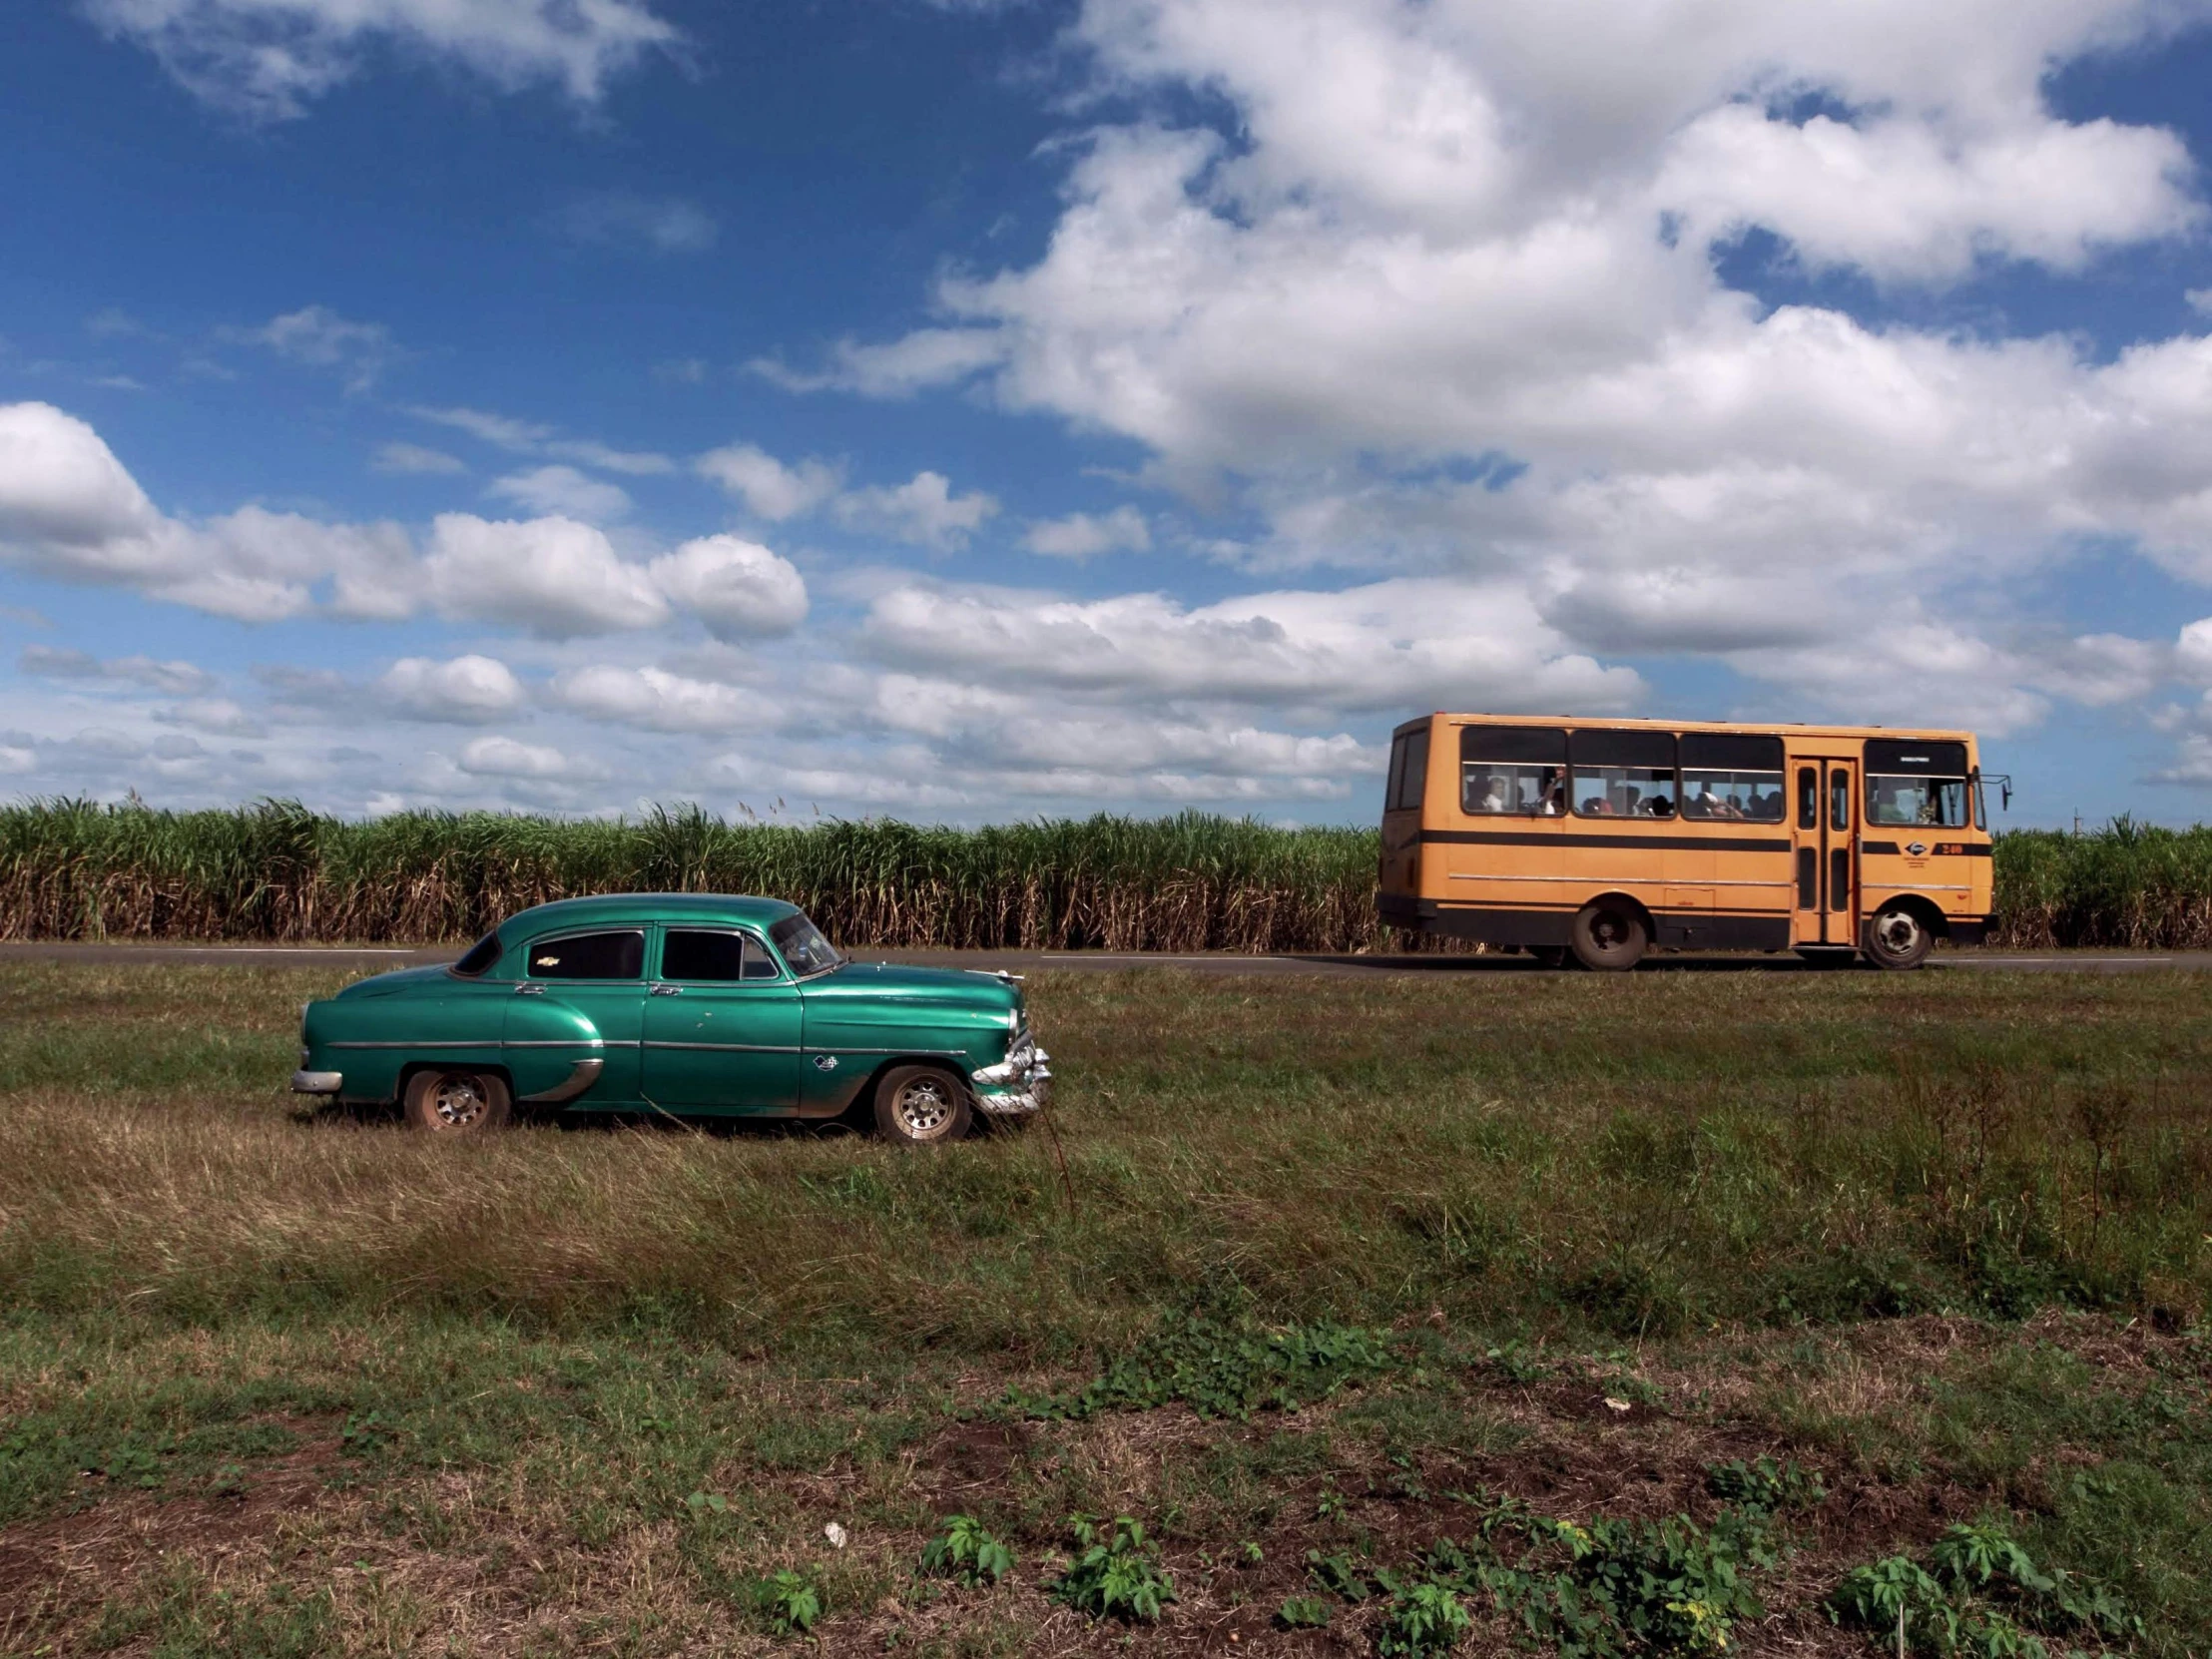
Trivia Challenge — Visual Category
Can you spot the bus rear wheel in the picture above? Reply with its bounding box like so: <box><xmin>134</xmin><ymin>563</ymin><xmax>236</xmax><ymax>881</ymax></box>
<box><xmin>1863</xmin><ymin>904</ymin><xmax>1934</xmax><ymax>971</ymax></box>
<box><xmin>1569</xmin><ymin>901</ymin><xmax>1647</xmax><ymax>972</ymax></box>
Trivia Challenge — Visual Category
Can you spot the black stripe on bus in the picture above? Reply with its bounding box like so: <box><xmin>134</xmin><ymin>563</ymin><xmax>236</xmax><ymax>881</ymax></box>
<box><xmin>1418</xmin><ymin>829</ymin><xmax>1792</xmax><ymax>854</ymax></box>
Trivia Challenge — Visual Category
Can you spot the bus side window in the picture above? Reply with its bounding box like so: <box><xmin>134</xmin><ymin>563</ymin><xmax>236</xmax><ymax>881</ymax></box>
<box><xmin>1394</xmin><ymin>730</ymin><xmax>1429</xmax><ymax>811</ymax></box>
<box><xmin>1830</xmin><ymin>768</ymin><xmax>1850</xmax><ymax>832</ymax></box>
<box><xmin>1384</xmin><ymin>736</ymin><xmax>1406</xmax><ymax>810</ymax></box>
<box><xmin>1796</xmin><ymin>767</ymin><xmax>1818</xmax><ymax>830</ymax></box>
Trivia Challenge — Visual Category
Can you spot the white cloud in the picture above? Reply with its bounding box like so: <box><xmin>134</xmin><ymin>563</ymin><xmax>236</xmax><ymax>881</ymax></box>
<box><xmin>646</xmin><ymin>534</ymin><xmax>810</xmax><ymax>637</ymax></box>
<box><xmin>859</xmin><ymin>575</ymin><xmax>1641</xmax><ymax>713</ymax></box>
<box><xmin>19</xmin><ymin>645</ymin><xmax>217</xmax><ymax>696</ymax></box>
<box><xmin>406</xmin><ymin>405</ymin><xmax>556</xmax><ymax>451</ymax></box>
<box><xmin>834</xmin><ymin>470</ymin><xmax>999</xmax><ymax>548</ymax></box>
<box><xmin>458</xmin><ymin>735</ymin><xmax>590</xmax><ymax>779</ymax></box>
<box><xmin>788</xmin><ymin>0</ymin><xmax>2212</xmax><ymax>742</ymax></box>
<box><xmin>160</xmin><ymin>698</ymin><xmax>268</xmax><ymax>738</ymax></box>
<box><xmin>553</xmin><ymin>193</ymin><xmax>719</xmax><ymax>254</ymax></box>
<box><xmin>376</xmin><ymin>655</ymin><xmax>528</xmax><ymax>724</ymax></box>
<box><xmin>544</xmin><ymin>438</ymin><xmax>675</xmax><ymax>476</ymax></box>
<box><xmin>0</xmin><ymin>402</ymin><xmax>414</xmax><ymax>622</ymax></box>
<box><xmin>752</xmin><ymin>327</ymin><xmax>1005</xmax><ymax>397</ymax></box>
<box><xmin>85</xmin><ymin>0</ymin><xmax>680</xmax><ymax>121</ymax></box>
<box><xmin>227</xmin><ymin>304</ymin><xmax>394</xmax><ymax>390</ymax></box>
<box><xmin>371</xmin><ymin>441</ymin><xmax>465</xmax><ymax>475</ymax></box>
<box><xmin>488</xmin><ymin>464</ymin><xmax>634</xmax><ymax>522</ymax></box>
<box><xmin>407</xmin><ymin>405</ymin><xmax>670</xmax><ymax>475</ymax></box>
<box><xmin>1025</xmin><ymin>505</ymin><xmax>1151</xmax><ymax>558</ymax></box>
<box><xmin>553</xmin><ymin>664</ymin><xmax>782</xmax><ymax>733</ymax></box>
<box><xmin>695</xmin><ymin>443</ymin><xmax>843</xmax><ymax>520</ymax></box>
<box><xmin>423</xmin><ymin>513</ymin><xmax>670</xmax><ymax>637</ymax></box>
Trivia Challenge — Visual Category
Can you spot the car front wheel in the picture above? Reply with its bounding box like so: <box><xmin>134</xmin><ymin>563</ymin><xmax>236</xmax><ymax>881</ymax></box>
<box><xmin>403</xmin><ymin>1067</ymin><xmax>512</xmax><ymax>1133</ymax></box>
<box><xmin>873</xmin><ymin>1064</ymin><xmax>972</xmax><ymax>1146</ymax></box>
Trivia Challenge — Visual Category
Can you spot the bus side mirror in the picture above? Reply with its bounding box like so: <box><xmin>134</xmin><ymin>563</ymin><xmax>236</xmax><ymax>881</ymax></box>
<box><xmin>2001</xmin><ymin>783</ymin><xmax>2011</xmax><ymax>811</ymax></box>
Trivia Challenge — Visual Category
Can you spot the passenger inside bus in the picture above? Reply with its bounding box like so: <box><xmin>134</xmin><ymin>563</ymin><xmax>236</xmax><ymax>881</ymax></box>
<box><xmin>1461</xmin><ymin>763</ymin><xmax>1567</xmax><ymax>816</ymax></box>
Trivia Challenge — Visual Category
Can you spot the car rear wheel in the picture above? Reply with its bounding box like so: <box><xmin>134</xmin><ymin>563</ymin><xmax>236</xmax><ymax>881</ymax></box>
<box><xmin>1863</xmin><ymin>903</ymin><xmax>1934</xmax><ymax>971</ymax></box>
<box><xmin>873</xmin><ymin>1064</ymin><xmax>971</xmax><ymax>1146</ymax></box>
<box><xmin>403</xmin><ymin>1067</ymin><xmax>512</xmax><ymax>1133</ymax></box>
<box><xmin>1569</xmin><ymin>901</ymin><xmax>1648</xmax><ymax>971</ymax></box>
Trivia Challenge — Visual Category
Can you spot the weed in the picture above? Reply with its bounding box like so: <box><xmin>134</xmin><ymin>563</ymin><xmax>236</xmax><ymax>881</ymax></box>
<box><xmin>920</xmin><ymin>1514</ymin><xmax>1015</xmax><ymax>1587</ymax></box>
<box><xmin>751</xmin><ymin>1567</ymin><xmax>824</xmax><ymax>1637</ymax></box>
<box><xmin>1378</xmin><ymin>1580</ymin><xmax>1474</xmax><ymax>1658</ymax></box>
<box><xmin>1307</xmin><ymin>1548</ymin><xmax>1371</xmax><ymax>1602</ymax></box>
<box><xmin>1277</xmin><ymin>1593</ymin><xmax>1333</xmax><ymax>1629</ymax></box>
<box><xmin>1830</xmin><ymin>1522</ymin><xmax>2142</xmax><ymax>1657</ymax></box>
<box><xmin>1018</xmin><ymin>1314</ymin><xmax>1395</xmax><ymax>1421</ymax></box>
<box><xmin>1047</xmin><ymin>1515</ymin><xmax>1176</xmax><ymax>1623</ymax></box>
<box><xmin>1704</xmin><ymin>1455</ymin><xmax>1826</xmax><ymax>1513</ymax></box>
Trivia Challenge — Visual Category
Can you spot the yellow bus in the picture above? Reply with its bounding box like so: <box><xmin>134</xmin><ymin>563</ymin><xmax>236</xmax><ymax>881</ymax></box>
<box><xmin>1376</xmin><ymin>714</ymin><xmax>1999</xmax><ymax>970</ymax></box>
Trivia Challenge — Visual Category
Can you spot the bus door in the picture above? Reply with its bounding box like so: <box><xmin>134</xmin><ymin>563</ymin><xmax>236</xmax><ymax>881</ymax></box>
<box><xmin>1791</xmin><ymin>756</ymin><xmax>1860</xmax><ymax>946</ymax></box>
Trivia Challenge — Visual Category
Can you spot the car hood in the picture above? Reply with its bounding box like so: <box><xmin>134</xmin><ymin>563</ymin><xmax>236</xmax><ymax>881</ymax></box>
<box><xmin>799</xmin><ymin>961</ymin><xmax>1019</xmax><ymax>1012</ymax></box>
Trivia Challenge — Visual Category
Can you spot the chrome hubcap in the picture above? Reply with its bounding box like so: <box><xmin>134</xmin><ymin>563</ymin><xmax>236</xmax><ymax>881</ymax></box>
<box><xmin>431</xmin><ymin>1074</ymin><xmax>486</xmax><ymax>1128</ymax></box>
<box><xmin>894</xmin><ymin>1077</ymin><xmax>952</xmax><ymax>1137</ymax></box>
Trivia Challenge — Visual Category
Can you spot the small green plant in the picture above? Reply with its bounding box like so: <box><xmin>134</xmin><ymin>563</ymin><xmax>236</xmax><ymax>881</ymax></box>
<box><xmin>338</xmin><ymin>1410</ymin><xmax>392</xmax><ymax>1457</ymax></box>
<box><xmin>1379</xmin><ymin>1580</ymin><xmax>1473</xmax><ymax>1657</ymax></box>
<box><xmin>1829</xmin><ymin>1523</ymin><xmax>2141</xmax><ymax>1658</ymax></box>
<box><xmin>684</xmin><ymin>1490</ymin><xmax>730</xmax><ymax>1518</ymax></box>
<box><xmin>753</xmin><ymin>1568</ymin><xmax>823</xmax><ymax>1637</ymax></box>
<box><xmin>1278</xmin><ymin>1593</ymin><xmax>1333</xmax><ymax>1629</ymax></box>
<box><xmin>1047</xmin><ymin>1515</ymin><xmax>1176</xmax><ymax>1623</ymax></box>
<box><xmin>1704</xmin><ymin>1456</ymin><xmax>1826</xmax><ymax>1514</ymax></box>
<box><xmin>1014</xmin><ymin>1314</ymin><xmax>1395</xmax><ymax>1421</ymax></box>
<box><xmin>1307</xmin><ymin>1548</ymin><xmax>1371</xmax><ymax>1602</ymax></box>
<box><xmin>920</xmin><ymin>1514</ymin><xmax>1014</xmax><ymax>1587</ymax></box>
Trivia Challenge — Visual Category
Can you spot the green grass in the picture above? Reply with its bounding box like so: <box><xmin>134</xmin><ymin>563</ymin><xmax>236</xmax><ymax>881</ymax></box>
<box><xmin>0</xmin><ymin>962</ymin><xmax>2207</xmax><ymax>1654</ymax></box>
<box><xmin>7</xmin><ymin>798</ymin><xmax>2212</xmax><ymax>948</ymax></box>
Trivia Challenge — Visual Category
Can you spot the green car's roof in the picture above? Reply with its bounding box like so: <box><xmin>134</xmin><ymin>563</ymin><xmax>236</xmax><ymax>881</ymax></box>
<box><xmin>501</xmin><ymin>892</ymin><xmax>805</xmax><ymax>937</ymax></box>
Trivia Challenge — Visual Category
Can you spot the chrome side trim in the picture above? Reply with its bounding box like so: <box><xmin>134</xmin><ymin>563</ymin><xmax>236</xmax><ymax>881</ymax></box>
<box><xmin>521</xmin><ymin>1057</ymin><xmax>605</xmax><ymax>1104</ymax></box>
<box><xmin>1871</xmin><ymin>882</ymin><xmax>1971</xmax><ymax>893</ymax></box>
<box><xmin>642</xmin><ymin>1040</ymin><xmax>804</xmax><ymax>1053</ymax></box>
<box><xmin>329</xmin><ymin>1040</ymin><xmax>501</xmax><ymax>1050</ymax></box>
<box><xmin>290</xmin><ymin>1069</ymin><xmax>343</xmax><ymax>1094</ymax></box>
<box><xmin>329</xmin><ymin>1038</ymin><xmax>611</xmax><ymax>1050</ymax></box>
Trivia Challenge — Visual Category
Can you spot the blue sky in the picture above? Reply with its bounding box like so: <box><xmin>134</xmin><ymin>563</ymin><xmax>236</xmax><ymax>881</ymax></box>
<box><xmin>7</xmin><ymin>0</ymin><xmax>2212</xmax><ymax>828</ymax></box>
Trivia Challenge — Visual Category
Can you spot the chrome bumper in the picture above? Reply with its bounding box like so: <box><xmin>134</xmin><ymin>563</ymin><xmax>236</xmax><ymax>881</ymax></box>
<box><xmin>291</xmin><ymin>1069</ymin><xmax>343</xmax><ymax>1095</ymax></box>
<box><xmin>970</xmin><ymin>1037</ymin><xmax>1051</xmax><ymax>1116</ymax></box>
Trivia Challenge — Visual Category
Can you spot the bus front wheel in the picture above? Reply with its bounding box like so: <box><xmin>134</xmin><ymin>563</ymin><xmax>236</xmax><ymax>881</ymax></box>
<box><xmin>1569</xmin><ymin>901</ymin><xmax>1647</xmax><ymax>972</ymax></box>
<box><xmin>1863</xmin><ymin>904</ymin><xmax>1934</xmax><ymax>971</ymax></box>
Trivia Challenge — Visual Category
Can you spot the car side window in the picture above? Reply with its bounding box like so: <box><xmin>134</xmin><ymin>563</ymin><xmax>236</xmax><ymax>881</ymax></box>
<box><xmin>527</xmin><ymin>929</ymin><xmax>645</xmax><ymax>980</ymax></box>
<box><xmin>662</xmin><ymin>928</ymin><xmax>780</xmax><ymax>982</ymax></box>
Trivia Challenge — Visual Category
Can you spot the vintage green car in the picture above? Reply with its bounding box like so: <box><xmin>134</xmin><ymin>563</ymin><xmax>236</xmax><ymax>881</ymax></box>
<box><xmin>291</xmin><ymin>893</ymin><xmax>1048</xmax><ymax>1144</ymax></box>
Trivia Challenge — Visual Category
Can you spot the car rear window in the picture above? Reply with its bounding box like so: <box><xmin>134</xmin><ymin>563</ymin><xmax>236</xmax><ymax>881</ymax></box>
<box><xmin>526</xmin><ymin>930</ymin><xmax>645</xmax><ymax>980</ymax></box>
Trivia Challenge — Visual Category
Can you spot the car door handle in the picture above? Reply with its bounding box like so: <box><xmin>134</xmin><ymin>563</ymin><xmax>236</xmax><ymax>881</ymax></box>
<box><xmin>515</xmin><ymin>983</ymin><xmax>545</xmax><ymax>996</ymax></box>
<box><xmin>650</xmin><ymin>983</ymin><xmax>683</xmax><ymax>996</ymax></box>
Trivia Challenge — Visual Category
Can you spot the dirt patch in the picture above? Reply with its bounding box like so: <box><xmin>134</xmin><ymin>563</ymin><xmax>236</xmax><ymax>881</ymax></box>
<box><xmin>0</xmin><ymin>1416</ymin><xmax>341</xmax><ymax>1631</ymax></box>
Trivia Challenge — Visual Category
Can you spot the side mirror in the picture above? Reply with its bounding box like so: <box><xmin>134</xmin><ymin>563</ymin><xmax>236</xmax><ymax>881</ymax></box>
<box><xmin>2001</xmin><ymin>782</ymin><xmax>2012</xmax><ymax>812</ymax></box>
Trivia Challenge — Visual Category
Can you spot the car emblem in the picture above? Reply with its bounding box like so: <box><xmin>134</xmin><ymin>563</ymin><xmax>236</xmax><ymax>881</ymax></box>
<box><xmin>813</xmin><ymin>1054</ymin><xmax>838</xmax><ymax>1072</ymax></box>
<box><xmin>1906</xmin><ymin>840</ymin><xmax>1928</xmax><ymax>856</ymax></box>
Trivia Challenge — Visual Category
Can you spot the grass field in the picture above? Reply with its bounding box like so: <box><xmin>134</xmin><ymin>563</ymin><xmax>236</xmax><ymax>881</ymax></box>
<box><xmin>1</xmin><ymin>961</ymin><xmax>2208</xmax><ymax>1656</ymax></box>
<box><xmin>9</xmin><ymin>800</ymin><xmax>2212</xmax><ymax>949</ymax></box>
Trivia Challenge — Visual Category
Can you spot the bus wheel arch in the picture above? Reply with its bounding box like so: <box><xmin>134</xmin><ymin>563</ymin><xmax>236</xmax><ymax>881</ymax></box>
<box><xmin>1863</xmin><ymin>897</ymin><xmax>1943</xmax><ymax>970</ymax></box>
<box><xmin>1570</xmin><ymin>894</ymin><xmax>1652</xmax><ymax>971</ymax></box>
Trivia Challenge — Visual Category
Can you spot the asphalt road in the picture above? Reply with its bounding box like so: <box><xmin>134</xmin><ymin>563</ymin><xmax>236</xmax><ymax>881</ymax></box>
<box><xmin>1</xmin><ymin>942</ymin><xmax>2205</xmax><ymax>976</ymax></box>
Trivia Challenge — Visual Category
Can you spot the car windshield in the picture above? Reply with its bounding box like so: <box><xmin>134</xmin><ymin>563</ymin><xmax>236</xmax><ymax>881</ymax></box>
<box><xmin>770</xmin><ymin>912</ymin><xmax>844</xmax><ymax>976</ymax></box>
